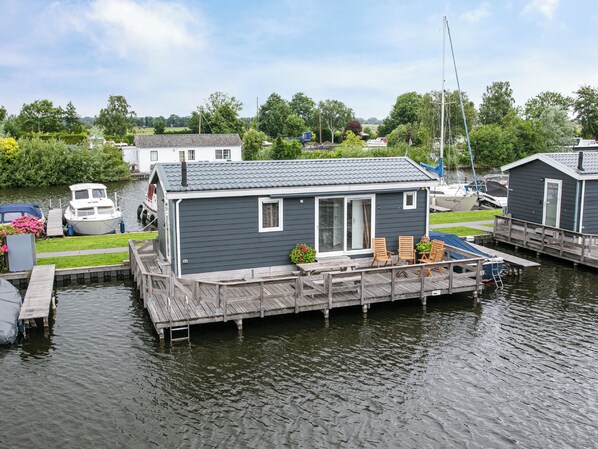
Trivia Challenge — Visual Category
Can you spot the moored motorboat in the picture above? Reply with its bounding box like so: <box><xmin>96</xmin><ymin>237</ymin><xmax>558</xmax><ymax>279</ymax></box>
<box><xmin>136</xmin><ymin>183</ymin><xmax>158</xmax><ymax>226</ymax></box>
<box><xmin>63</xmin><ymin>183</ymin><xmax>123</xmax><ymax>235</ymax></box>
<box><xmin>0</xmin><ymin>277</ymin><xmax>22</xmax><ymax>344</ymax></box>
<box><xmin>0</xmin><ymin>203</ymin><xmax>45</xmax><ymax>225</ymax></box>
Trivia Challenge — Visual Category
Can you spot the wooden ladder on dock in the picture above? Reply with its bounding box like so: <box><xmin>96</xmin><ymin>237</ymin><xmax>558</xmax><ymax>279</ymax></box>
<box><xmin>168</xmin><ymin>295</ymin><xmax>190</xmax><ymax>344</ymax></box>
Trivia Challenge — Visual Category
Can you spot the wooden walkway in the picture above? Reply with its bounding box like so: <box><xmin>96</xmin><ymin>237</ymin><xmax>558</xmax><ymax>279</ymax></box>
<box><xmin>493</xmin><ymin>215</ymin><xmax>598</xmax><ymax>268</ymax></box>
<box><xmin>468</xmin><ymin>242</ymin><xmax>540</xmax><ymax>270</ymax></box>
<box><xmin>46</xmin><ymin>208</ymin><xmax>64</xmax><ymax>237</ymax></box>
<box><xmin>129</xmin><ymin>240</ymin><xmax>486</xmax><ymax>341</ymax></box>
<box><xmin>18</xmin><ymin>264</ymin><xmax>56</xmax><ymax>329</ymax></box>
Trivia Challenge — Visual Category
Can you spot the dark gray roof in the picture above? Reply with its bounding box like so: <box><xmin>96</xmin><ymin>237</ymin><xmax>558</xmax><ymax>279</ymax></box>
<box><xmin>545</xmin><ymin>152</ymin><xmax>598</xmax><ymax>175</ymax></box>
<box><xmin>134</xmin><ymin>133</ymin><xmax>242</xmax><ymax>148</ymax></box>
<box><xmin>153</xmin><ymin>157</ymin><xmax>436</xmax><ymax>192</ymax></box>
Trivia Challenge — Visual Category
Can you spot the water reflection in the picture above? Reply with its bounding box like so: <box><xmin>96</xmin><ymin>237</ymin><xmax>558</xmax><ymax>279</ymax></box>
<box><xmin>0</xmin><ymin>262</ymin><xmax>597</xmax><ymax>448</ymax></box>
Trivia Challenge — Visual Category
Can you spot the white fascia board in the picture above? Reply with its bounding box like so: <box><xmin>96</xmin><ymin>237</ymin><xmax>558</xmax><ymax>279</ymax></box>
<box><xmin>502</xmin><ymin>154</ymin><xmax>592</xmax><ymax>180</ymax></box>
<box><xmin>164</xmin><ymin>181</ymin><xmax>437</xmax><ymax>200</ymax></box>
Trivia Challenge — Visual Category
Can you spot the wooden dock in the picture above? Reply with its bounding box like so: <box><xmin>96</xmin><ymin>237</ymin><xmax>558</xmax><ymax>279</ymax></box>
<box><xmin>129</xmin><ymin>240</ymin><xmax>486</xmax><ymax>341</ymax></box>
<box><xmin>493</xmin><ymin>215</ymin><xmax>598</xmax><ymax>268</ymax></box>
<box><xmin>18</xmin><ymin>264</ymin><xmax>56</xmax><ymax>329</ymax></box>
<box><xmin>467</xmin><ymin>241</ymin><xmax>540</xmax><ymax>272</ymax></box>
<box><xmin>46</xmin><ymin>208</ymin><xmax>64</xmax><ymax>237</ymax></box>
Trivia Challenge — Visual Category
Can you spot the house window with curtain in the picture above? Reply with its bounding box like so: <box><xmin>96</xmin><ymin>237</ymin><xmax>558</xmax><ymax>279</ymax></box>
<box><xmin>150</xmin><ymin>150</ymin><xmax>158</xmax><ymax>161</ymax></box>
<box><xmin>403</xmin><ymin>191</ymin><xmax>417</xmax><ymax>209</ymax></box>
<box><xmin>215</xmin><ymin>149</ymin><xmax>231</xmax><ymax>160</ymax></box>
<box><xmin>259</xmin><ymin>198</ymin><xmax>283</xmax><ymax>232</ymax></box>
<box><xmin>188</xmin><ymin>149</ymin><xmax>195</xmax><ymax>160</ymax></box>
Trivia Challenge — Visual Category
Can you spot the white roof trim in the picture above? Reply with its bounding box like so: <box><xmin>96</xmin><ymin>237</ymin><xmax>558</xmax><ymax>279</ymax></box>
<box><xmin>164</xmin><ymin>181</ymin><xmax>437</xmax><ymax>200</ymax></box>
<box><xmin>501</xmin><ymin>154</ymin><xmax>598</xmax><ymax>181</ymax></box>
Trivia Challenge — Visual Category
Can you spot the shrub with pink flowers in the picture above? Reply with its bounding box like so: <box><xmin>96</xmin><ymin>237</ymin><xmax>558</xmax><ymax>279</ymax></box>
<box><xmin>0</xmin><ymin>217</ymin><xmax>44</xmax><ymax>271</ymax></box>
<box><xmin>289</xmin><ymin>243</ymin><xmax>316</xmax><ymax>264</ymax></box>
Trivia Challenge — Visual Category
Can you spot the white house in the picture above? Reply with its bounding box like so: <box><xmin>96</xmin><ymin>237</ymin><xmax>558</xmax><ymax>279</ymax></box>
<box><xmin>130</xmin><ymin>134</ymin><xmax>243</xmax><ymax>173</ymax></box>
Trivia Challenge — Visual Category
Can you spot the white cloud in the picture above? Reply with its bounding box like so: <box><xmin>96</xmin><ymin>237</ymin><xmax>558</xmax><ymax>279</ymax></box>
<box><xmin>523</xmin><ymin>0</ymin><xmax>560</xmax><ymax>19</ymax></box>
<box><xmin>461</xmin><ymin>4</ymin><xmax>491</xmax><ymax>22</ymax></box>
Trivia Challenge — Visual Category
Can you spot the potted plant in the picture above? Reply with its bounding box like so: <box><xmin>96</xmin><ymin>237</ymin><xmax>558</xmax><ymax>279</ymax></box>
<box><xmin>289</xmin><ymin>243</ymin><xmax>316</xmax><ymax>264</ymax></box>
<box><xmin>415</xmin><ymin>235</ymin><xmax>432</xmax><ymax>261</ymax></box>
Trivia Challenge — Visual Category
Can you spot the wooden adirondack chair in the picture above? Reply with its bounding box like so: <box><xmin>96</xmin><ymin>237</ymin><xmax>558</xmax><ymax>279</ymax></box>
<box><xmin>396</xmin><ymin>236</ymin><xmax>416</xmax><ymax>277</ymax></box>
<box><xmin>419</xmin><ymin>240</ymin><xmax>445</xmax><ymax>276</ymax></box>
<box><xmin>371</xmin><ymin>237</ymin><xmax>394</xmax><ymax>267</ymax></box>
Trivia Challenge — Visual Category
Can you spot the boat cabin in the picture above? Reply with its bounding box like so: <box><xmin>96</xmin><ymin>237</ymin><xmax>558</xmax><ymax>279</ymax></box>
<box><xmin>502</xmin><ymin>151</ymin><xmax>598</xmax><ymax>233</ymax></box>
<box><xmin>149</xmin><ymin>157</ymin><xmax>437</xmax><ymax>277</ymax></box>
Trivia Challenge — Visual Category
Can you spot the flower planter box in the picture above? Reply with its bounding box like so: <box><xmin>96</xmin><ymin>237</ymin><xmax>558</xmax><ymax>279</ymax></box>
<box><xmin>6</xmin><ymin>233</ymin><xmax>36</xmax><ymax>272</ymax></box>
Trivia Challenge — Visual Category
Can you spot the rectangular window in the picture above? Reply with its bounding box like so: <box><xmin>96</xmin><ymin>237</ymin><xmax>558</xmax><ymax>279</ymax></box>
<box><xmin>150</xmin><ymin>150</ymin><xmax>158</xmax><ymax>162</ymax></box>
<box><xmin>317</xmin><ymin>195</ymin><xmax>375</xmax><ymax>254</ymax></box>
<box><xmin>215</xmin><ymin>149</ymin><xmax>231</xmax><ymax>160</ymax></box>
<box><xmin>188</xmin><ymin>149</ymin><xmax>195</xmax><ymax>160</ymax></box>
<box><xmin>179</xmin><ymin>151</ymin><xmax>185</xmax><ymax>162</ymax></box>
<box><xmin>403</xmin><ymin>191</ymin><xmax>417</xmax><ymax>209</ymax></box>
<box><xmin>259</xmin><ymin>198</ymin><xmax>283</xmax><ymax>232</ymax></box>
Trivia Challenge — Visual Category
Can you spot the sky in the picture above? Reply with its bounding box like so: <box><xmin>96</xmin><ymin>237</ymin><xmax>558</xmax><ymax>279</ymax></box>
<box><xmin>1</xmin><ymin>0</ymin><xmax>597</xmax><ymax>120</ymax></box>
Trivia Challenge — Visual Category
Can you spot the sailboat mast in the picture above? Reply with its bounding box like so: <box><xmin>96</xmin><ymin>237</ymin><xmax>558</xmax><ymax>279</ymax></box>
<box><xmin>439</xmin><ymin>16</ymin><xmax>447</xmax><ymax>182</ymax></box>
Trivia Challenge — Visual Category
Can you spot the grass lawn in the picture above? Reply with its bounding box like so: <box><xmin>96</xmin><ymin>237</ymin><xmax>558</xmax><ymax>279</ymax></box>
<box><xmin>37</xmin><ymin>252</ymin><xmax>129</xmax><ymax>269</ymax></box>
<box><xmin>429</xmin><ymin>209</ymin><xmax>502</xmax><ymax>225</ymax></box>
<box><xmin>433</xmin><ymin>226</ymin><xmax>490</xmax><ymax>237</ymax></box>
<box><xmin>36</xmin><ymin>231</ymin><xmax>157</xmax><ymax>253</ymax></box>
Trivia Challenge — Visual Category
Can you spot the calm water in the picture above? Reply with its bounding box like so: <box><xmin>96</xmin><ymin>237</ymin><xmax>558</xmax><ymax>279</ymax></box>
<box><xmin>1</xmin><ymin>180</ymin><xmax>148</xmax><ymax>232</ymax></box>
<box><xmin>1</xmin><ymin>249</ymin><xmax>597</xmax><ymax>448</ymax></box>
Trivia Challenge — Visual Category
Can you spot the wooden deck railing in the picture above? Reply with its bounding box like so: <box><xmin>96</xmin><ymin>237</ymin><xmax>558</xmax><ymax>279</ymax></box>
<box><xmin>493</xmin><ymin>215</ymin><xmax>598</xmax><ymax>266</ymax></box>
<box><xmin>129</xmin><ymin>240</ymin><xmax>485</xmax><ymax>326</ymax></box>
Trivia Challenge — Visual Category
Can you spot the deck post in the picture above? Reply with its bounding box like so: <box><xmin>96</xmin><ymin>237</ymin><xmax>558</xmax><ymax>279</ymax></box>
<box><xmin>360</xmin><ymin>271</ymin><xmax>365</xmax><ymax>305</ymax></box>
<box><xmin>476</xmin><ymin>260</ymin><xmax>483</xmax><ymax>297</ymax></box>
<box><xmin>260</xmin><ymin>281</ymin><xmax>265</xmax><ymax>318</ymax></box>
<box><xmin>448</xmin><ymin>262</ymin><xmax>454</xmax><ymax>294</ymax></box>
<box><xmin>222</xmin><ymin>286</ymin><xmax>228</xmax><ymax>322</ymax></box>
<box><xmin>326</xmin><ymin>274</ymin><xmax>333</xmax><ymax>309</ymax></box>
<box><xmin>541</xmin><ymin>226</ymin><xmax>546</xmax><ymax>251</ymax></box>
<box><xmin>523</xmin><ymin>222</ymin><xmax>528</xmax><ymax>247</ymax></box>
<box><xmin>294</xmin><ymin>277</ymin><xmax>300</xmax><ymax>313</ymax></box>
<box><xmin>420</xmin><ymin>295</ymin><xmax>427</xmax><ymax>306</ymax></box>
<box><xmin>390</xmin><ymin>268</ymin><xmax>396</xmax><ymax>301</ymax></box>
<box><xmin>323</xmin><ymin>309</ymin><xmax>329</xmax><ymax>319</ymax></box>
<box><xmin>235</xmin><ymin>319</ymin><xmax>243</xmax><ymax>331</ymax></box>
<box><xmin>193</xmin><ymin>281</ymin><xmax>199</xmax><ymax>302</ymax></box>
<box><xmin>580</xmin><ymin>235</ymin><xmax>586</xmax><ymax>262</ymax></box>
<box><xmin>362</xmin><ymin>304</ymin><xmax>368</xmax><ymax>315</ymax></box>
<box><xmin>508</xmin><ymin>217</ymin><xmax>513</xmax><ymax>242</ymax></box>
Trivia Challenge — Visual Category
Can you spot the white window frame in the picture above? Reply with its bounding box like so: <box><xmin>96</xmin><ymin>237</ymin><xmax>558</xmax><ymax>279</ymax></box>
<box><xmin>314</xmin><ymin>194</ymin><xmax>376</xmax><ymax>257</ymax></box>
<box><xmin>188</xmin><ymin>149</ymin><xmax>195</xmax><ymax>161</ymax></box>
<box><xmin>258</xmin><ymin>197</ymin><xmax>283</xmax><ymax>232</ymax></box>
<box><xmin>215</xmin><ymin>149</ymin><xmax>231</xmax><ymax>160</ymax></box>
<box><xmin>403</xmin><ymin>191</ymin><xmax>417</xmax><ymax>210</ymax></box>
<box><xmin>150</xmin><ymin>150</ymin><xmax>158</xmax><ymax>161</ymax></box>
<box><xmin>543</xmin><ymin>178</ymin><xmax>562</xmax><ymax>228</ymax></box>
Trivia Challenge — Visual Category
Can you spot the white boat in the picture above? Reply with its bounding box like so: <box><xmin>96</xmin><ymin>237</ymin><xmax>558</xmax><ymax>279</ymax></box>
<box><xmin>422</xmin><ymin>16</ymin><xmax>478</xmax><ymax>212</ymax></box>
<box><xmin>137</xmin><ymin>183</ymin><xmax>158</xmax><ymax>226</ymax></box>
<box><xmin>64</xmin><ymin>183</ymin><xmax>123</xmax><ymax>235</ymax></box>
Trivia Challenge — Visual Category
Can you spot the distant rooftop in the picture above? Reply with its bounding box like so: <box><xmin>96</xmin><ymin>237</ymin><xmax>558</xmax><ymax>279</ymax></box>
<box><xmin>134</xmin><ymin>133</ymin><xmax>242</xmax><ymax>148</ymax></box>
<box><xmin>152</xmin><ymin>157</ymin><xmax>436</xmax><ymax>193</ymax></box>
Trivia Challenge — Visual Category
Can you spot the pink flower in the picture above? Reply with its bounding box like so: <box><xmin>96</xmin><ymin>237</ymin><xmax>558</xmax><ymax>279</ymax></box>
<box><xmin>0</xmin><ymin>245</ymin><xmax>8</xmax><ymax>254</ymax></box>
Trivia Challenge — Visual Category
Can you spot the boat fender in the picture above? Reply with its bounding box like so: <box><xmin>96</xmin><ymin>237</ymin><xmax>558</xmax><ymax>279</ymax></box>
<box><xmin>67</xmin><ymin>224</ymin><xmax>74</xmax><ymax>236</ymax></box>
<box><xmin>149</xmin><ymin>214</ymin><xmax>155</xmax><ymax>225</ymax></box>
<box><xmin>141</xmin><ymin>209</ymin><xmax>148</xmax><ymax>224</ymax></box>
<box><xmin>137</xmin><ymin>204</ymin><xmax>143</xmax><ymax>219</ymax></box>
<box><xmin>120</xmin><ymin>221</ymin><xmax>125</xmax><ymax>234</ymax></box>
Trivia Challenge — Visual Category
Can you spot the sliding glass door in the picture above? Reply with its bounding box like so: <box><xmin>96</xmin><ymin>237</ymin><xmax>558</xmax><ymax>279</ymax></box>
<box><xmin>317</xmin><ymin>196</ymin><xmax>373</xmax><ymax>254</ymax></box>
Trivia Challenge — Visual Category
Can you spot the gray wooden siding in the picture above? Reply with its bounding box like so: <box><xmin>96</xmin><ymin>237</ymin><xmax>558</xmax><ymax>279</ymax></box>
<box><xmin>174</xmin><ymin>190</ymin><xmax>428</xmax><ymax>274</ymax></box>
<box><xmin>376</xmin><ymin>191</ymin><xmax>427</xmax><ymax>252</ymax></box>
<box><xmin>507</xmin><ymin>160</ymin><xmax>578</xmax><ymax>231</ymax></box>
<box><xmin>178</xmin><ymin>197</ymin><xmax>315</xmax><ymax>274</ymax></box>
<box><xmin>582</xmin><ymin>181</ymin><xmax>598</xmax><ymax>234</ymax></box>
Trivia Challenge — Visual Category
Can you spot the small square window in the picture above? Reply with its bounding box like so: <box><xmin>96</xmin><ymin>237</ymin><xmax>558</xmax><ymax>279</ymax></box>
<box><xmin>403</xmin><ymin>191</ymin><xmax>417</xmax><ymax>210</ymax></box>
<box><xmin>188</xmin><ymin>149</ymin><xmax>195</xmax><ymax>160</ymax></box>
<box><xmin>259</xmin><ymin>198</ymin><xmax>283</xmax><ymax>232</ymax></box>
<box><xmin>150</xmin><ymin>150</ymin><xmax>158</xmax><ymax>162</ymax></box>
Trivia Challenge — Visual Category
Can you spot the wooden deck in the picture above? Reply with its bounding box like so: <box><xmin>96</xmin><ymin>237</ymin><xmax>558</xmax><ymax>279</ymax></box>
<box><xmin>493</xmin><ymin>216</ymin><xmax>598</xmax><ymax>269</ymax></box>
<box><xmin>46</xmin><ymin>208</ymin><xmax>64</xmax><ymax>237</ymax></box>
<box><xmin>18</xmin><ymin>264</ymin><xmax>56</xmax><ymax>329</ymax></box>
<box><xmin>129</xmin><ymin>240</ymin><xmax>486</xmax><ymax>341</ymax></box>
<box><xmin>467</xmin><ymin>242</ymin><xmax>540</xmax><ymax>271</ymax></box>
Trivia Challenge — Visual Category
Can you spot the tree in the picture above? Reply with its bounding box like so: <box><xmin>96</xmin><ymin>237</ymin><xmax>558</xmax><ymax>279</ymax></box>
<box><xmin>210</xmin><ymin>103</ymin><xmax>246</xmax><ymax>135</ymax></box>
<box><xmin>339</xmin><ymin>130</ymin><xmax>365</xmax><ymax>148</ymax></box>
<box><xmin>154</xmin><ymin>117</ymin><xmax>166</xmax><ymax>134</ymax></box>
<box><xmin>318</xmin><ymin>99</ymin><xmax>353</xmax><ymax>144</ymax></box>
<box><xmin>418</xmin><ymin>90</ymin><xmax>476</xmax><ymax>142</ymax></box>
<box><xmin>378</xmin><ymin>92</ymin><xmax>422</xmax><ymax>136</ymax></box>
<box><xmin>345</xmin><ymin>119</ymin><xmax>362</xmax><ymax>136</ymax></box>
<box><xmin>478</xmin><ymin>81</ymin><xmax>517</xmax><ymax>125</ymax></box>
<box><xmin>283</xmin><ymin>113</ymin><xmax>306</xmax><ymax>138</ymax></box>
<box><xmin>289</xmin><ymin>92</ymin><xmax>316</xmax><ymax>126</ymax></box>
<box><xmin>469</xmin><ymin>124</ymin><xmax>515</xmax><ymax>167</ymax></box>
<box><xmin>258</xmin><ymin>93</ymin><xmax>291</xmax><ymax>138</ymax></box>
<box><xmin>271</xmin><ymin>136</ymin><xmax>301</xmax><ymax>160</ymax></box>
<box><xmin>524</xmin><ymin>91</ymin><xmax>573</xmax><ymax>120</ymax></box>
<box><xmin>0</xmin><ymin>106</ymin><xmax>6</xmax><ymax>123</ymax></box>
<box><xmin>18</xmin><ymin>99</ymin><xmax>65</xmax><ymax>133</ymax></box>
<box><xmin>166</xmin><ymin>114</ymin><xmax>180</xmax><ymax>127</ymax></box>
<box><xmin>63</xmin><ymin>101</ymin><xmax>82</xmax><ymax>133</ymax></box>
<box><xmin>95</xmin><ymin>95</ymin><xmax>136</xmax><ymax>140</ymax></box>
<box><xmin>538</xmin><ymin>106</ymin><xmax>575</xmax><ymax>150</ymax></box>
<box><xmin>573</xmin><ymin>85</ymin><xmax>598</xmax><ymax>139</ymax></box>
<box><xmin>242</xmin><ymin>128</ymin><xmax>268</xmax><ymax>160</ymax></box>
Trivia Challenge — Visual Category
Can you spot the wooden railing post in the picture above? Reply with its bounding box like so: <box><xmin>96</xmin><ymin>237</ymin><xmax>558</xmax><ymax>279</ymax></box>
<box><xmin>260</xmin><ymin>281</ymin><xmax>265</xmax><ymax>318</ymax></box>
<box><xmin>222</xmin><ymin>285</ymin><xmax>228</xmax><ymax>322</ymax></box>
<box><xmin>523</xmin><ymin>222</ymin><xmax>528</xmax><ymax>246</ymax></box>
<box><xmin>295</xmin><ymin>277</ymin><xmax>300</xmax><ymax>313</ymax></box>
<box><xmin>476</xmin><ymin>260</ymin><xmax>482</xmax><ymax>292</ymax></box>
<box><xmin>448</xmin><ymin>262</ymin><xmax>453</xmax><ymax>294</ymax></box>
<box><xmin>581</xmin><ymin>235</ymin><xmax>586</xmax><ymax>261</ymax></box>
<box><xmin>360</xmin><ymin>271</ymin><xmax>365</xmax><ymax>305</ymax></box>
<box><xmin>327</xmin><ymin>273</ymin><xmax>333</xmax><ymax>309</ymax></box>
<box><xmin>508</xmin><ymin>216</ymin><xmax>513</xmax><ymax>242</ymax></box>
<box><xmin>390</xmin><ymin>267</ymin><xmax>396</xmax><ymax>301</ymax></box>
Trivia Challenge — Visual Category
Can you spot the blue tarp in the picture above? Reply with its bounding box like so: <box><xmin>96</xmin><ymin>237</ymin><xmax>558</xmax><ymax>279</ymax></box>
<box><xmin>429</xmin><ymin>231</ymin><xmax>489</xmax><ymax>259</ymax></box>
<box><xmin>0</xmin><ymin>204</ymin><xmax>43</xmax><ymax>224</ymax></box>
